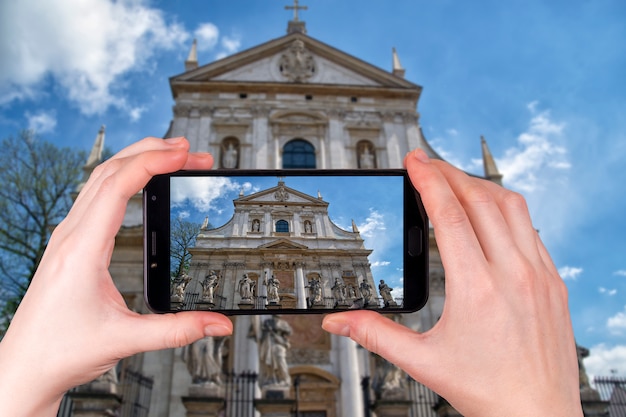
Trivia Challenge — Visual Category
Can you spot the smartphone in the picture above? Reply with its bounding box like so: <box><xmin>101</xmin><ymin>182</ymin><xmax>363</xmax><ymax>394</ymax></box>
<box><xmin>144</xmin><ymin>169</ymin><xmax>428</xmax><ymax>314</ymax></box>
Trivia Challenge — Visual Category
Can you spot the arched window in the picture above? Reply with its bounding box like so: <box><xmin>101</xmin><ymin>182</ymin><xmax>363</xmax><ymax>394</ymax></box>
<box><xmin>283</xmin><ymin>139</ymin><xmax>316</xmax><ymax>168</ymax></box>
<box><xmin>276</xmin><ymin>220</ymin><xmax>289</xmax><ymax>233</ymax></box>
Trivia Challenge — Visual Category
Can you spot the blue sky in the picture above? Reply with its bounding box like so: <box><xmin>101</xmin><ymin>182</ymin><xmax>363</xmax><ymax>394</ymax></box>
<box><xmin>170</xmin><ymin>174</ymin><xmax>405</xmax><ymax>294</ymax></box>
<box><xmin>1</xmin><ymin>0</ymin><xmax>625</xmax><ymax>379</ymax></box>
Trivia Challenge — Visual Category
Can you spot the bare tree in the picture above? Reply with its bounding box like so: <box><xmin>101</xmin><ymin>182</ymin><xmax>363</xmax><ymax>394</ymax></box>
<box><xmin>170</xmin><ymin>217</ymin><xmax>204</xmax><ymax>279</ymax></box>
<box><xmin>0</xmin><ymin>130</ymin><xmax>85</xmax><ymax>332</ymax></box>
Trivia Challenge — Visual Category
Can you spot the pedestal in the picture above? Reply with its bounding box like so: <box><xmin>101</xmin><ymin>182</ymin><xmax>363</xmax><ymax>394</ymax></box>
<box><xmin>372</xmin><ymin>399</ymin><xmax>412</xmax><ymax>417</ymax></box>
<box><xmin>69</xmin><ymin>391</ymin><xmax>121</xmax><ymax>417</ymax></box>
<box><xmin>181</xmin><ymin>396</ymin><xmax>225</xmax><ymax>417</ymax></box>
<box><xmin>182</xmin><ymin>384</ymin><xmax>225</xmax><ymax>417</ymax></box>
<box><xmin>255</xmin><ymin>398</ymin><xmax>296</xmax><ymax>417</ymax></box>
<box><xmin>266</xmin><ymin>303</ymin><xmax>283</xmax><ymax>310</ymax></box>
<box><xmin>580</xmin><ymin>386</ymin><xmax>609</xmax><ymax>416</ymax></box>
<box><xmin>238</xmin><ymin>302</ymin><xmax>254</xmax><ymax>310</ymax></box>
<box><xmin>195</xmin><ymin>301</ymin><xmax>216</xmax><ymax>310</ymax></box>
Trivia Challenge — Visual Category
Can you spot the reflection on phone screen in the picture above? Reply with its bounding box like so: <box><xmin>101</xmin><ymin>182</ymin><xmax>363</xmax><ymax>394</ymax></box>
<box><xmin>169</xmin><ymin>175</ymin><xmax>405</xmax><ymax>312</ymax></box>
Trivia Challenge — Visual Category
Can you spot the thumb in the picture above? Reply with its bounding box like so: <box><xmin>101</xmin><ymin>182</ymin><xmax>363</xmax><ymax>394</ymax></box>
<box><xmin>322</xmin><ymin>310</ymin><xmax>432</xmax><ymax>373</ymax></box>
<box><xmin>117</xmin><ymin>312</ymin><xmax>233</xmax><ymax>356</ymax></box>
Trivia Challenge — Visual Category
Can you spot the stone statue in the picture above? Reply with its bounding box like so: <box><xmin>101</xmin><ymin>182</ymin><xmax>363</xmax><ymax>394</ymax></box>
<box><xmin>304</xmin><ymin>220</ymin><xmax>312</xmax><ymax>233</ymax></box>
<box><xmin>182</xmin><ymin>336</ymin><xmax>226</xmax><ymax>385</ymax></box>
<box><xmin>259</xmin><ymin>316</ymin><xmax>292</xmax><ymax>387</ymax></box>
<box><xmin>359</xmin><ymin>279</ymin><xmax>373</xmax><ymax>305</ymax></box>
<box><xmin>265</xmin><ymin>274</ymin><xmax>281</xmax><ymax>304</ymax></box>
<box><xmin>201</xmin><ymin>271</ymin><xmax>219</xmax><ymax>304</ymax></box>
<box><xmin>238</xmin><ymin>273</ymin><xmax>256</xmax><ymax>302</ymax></box>
<box><xmin>307</xmin><ymin>276</ymin><xmax>323</xmax><ymax>306</ymax></box>
<box><xmin>331</xmin><ymin>277</ymin><xmax>347</xmax><ymax>305</ymax></box>
<box><xmin>222</xmin><ymin>142</ymin><xmax>238</xmax><ymax>169</ymax></box>
<box><xmin>359</xmin><ymin>145</ymin><xmax>375</xmax><ymax>169</ymax></box>
<box><xmin>379</xmin><ymin>280</ymin><xmax>397</xmax><ymax>307</ymax></box>
<box><xmin>171</xmin><ymin>273</ymin><xmax>191</xmax><ymax>302</ymax></box>
<box><xmin>251</xmin><ymin>219</ymin><xmax>260</xmax><ymax>232</ymax></box>
<box><xmin>373</xmin><ymin>353</ymin><xmax>407</xmax><ymax>400</ymax></box>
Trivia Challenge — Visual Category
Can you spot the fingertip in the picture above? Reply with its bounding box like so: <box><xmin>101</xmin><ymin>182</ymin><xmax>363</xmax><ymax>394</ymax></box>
<box><xmin>321</xmin><ymin>314</ymin><xmax>351</xmax><ymax>337</ymax></box>
<box><xmin>203</xmin><ymin>315</ymin><xmax>233</xmax><ymax>337</ymax></box>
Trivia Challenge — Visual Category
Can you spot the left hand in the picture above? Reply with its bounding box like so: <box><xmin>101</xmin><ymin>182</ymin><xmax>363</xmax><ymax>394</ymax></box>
<box><xmin>0</xmin><ymin>137</ymin><xmax>233</xmax><ymax>417</ymax></box>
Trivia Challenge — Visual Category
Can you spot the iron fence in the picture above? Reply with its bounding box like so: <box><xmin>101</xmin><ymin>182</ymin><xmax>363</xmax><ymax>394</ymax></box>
<box><xmin>594</xmin><ymin>376</ymin><xmax>626</xmax><ymax>417</ymax></box>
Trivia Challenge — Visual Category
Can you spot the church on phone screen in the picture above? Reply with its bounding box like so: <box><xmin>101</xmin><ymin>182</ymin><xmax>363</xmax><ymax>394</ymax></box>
<box><xmin>71</xmin><ymin>4</ymin><xmax>505</xmax><ymax>417</ymax></box>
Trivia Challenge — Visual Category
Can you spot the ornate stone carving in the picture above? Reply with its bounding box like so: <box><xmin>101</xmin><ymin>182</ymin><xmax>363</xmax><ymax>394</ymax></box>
<box><xmin>259</xmin><ymin>317</ymin><xmax>293</xmax><ymax>387</ymax></box>
<box><xmin>278</xmin><ymin>39</ymin><xmax>316</xmax><ymax>82</ymax></box>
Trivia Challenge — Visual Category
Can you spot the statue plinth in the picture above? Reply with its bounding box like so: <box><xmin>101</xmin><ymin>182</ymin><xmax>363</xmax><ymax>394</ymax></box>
<box><xmin>188</xmin><ymin>383</ymin><xmax>225</xmax><ymax>398</ymax></box>
<box><xmin>195</xmin><ymin>301</ymin><xmax>216</xmax><ymax>311</ymax></box>
<box><xmin>238</xmin><ymin>302</ymin><xmax>254</xmax><ymax>310</ymax></box>
<box><xmin>372</xmin><ymin>399</ymin><xmax>412</xmax><ymax>417</ymax></box>
<box><xmin>266</xmin><ymin>303</ymin><xmax>283</xmax><ymax>310</ymax></box>
<box><xmin>255</xmin><ymin>389</ymin><xmax>295</xmax><ymax>417</ymax></box>
<box><xmin>310</xmin><ymin>303</ymin><xmax>327</xmax><ymax>309</ymax></box>
<box><xmin>181</xmin><ymin>394</ymin><xmax>225</xmax><ymax>417</ymax></box>
<box><xmin>69</xmin><ymin>390</ymin><xmax>121</xmax><ymax>417</ymax></box>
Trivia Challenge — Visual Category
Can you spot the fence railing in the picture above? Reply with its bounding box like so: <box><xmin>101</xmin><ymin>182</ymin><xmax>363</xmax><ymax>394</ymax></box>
<box><xmin>594</xmin><ymin>376</ymin><xmax>626</xmax><ymax>417</ymax></box>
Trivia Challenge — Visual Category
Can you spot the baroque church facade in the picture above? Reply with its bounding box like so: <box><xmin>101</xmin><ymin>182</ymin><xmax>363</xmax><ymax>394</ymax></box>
<box><xmin>69</xmin><ymin>11</ymin><xmax>505</xmax><ymax>417</ymax></box>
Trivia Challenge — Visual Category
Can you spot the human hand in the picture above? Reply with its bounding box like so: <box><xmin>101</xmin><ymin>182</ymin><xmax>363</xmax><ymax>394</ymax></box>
<box><xmin>322</xmin><ymin>149</ymin><xmax>583</xmax><ymax>417</ymax></box>
<box><xmin>0</xmin><ymin>137</ymin><xmax>233</xmax><ymax>416</ymax></box>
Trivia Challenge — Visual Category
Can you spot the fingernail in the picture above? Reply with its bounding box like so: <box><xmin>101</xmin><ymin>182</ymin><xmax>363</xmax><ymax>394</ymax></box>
<box><xmin>322</xmin><ymin>317</ymin><xmax>350</xmax><ymax>337</ymax></box>
<box><xmin>164</xmin><ymin>137</ymin><xmax>185</xmax><ymax>145</ymax></box>
<box><xmin>204</xmin><ymin>323</ymin><xmax>232</xmax><ymax>336</ymax></box>
<box><xmin>413</xmin><ymin>148</ymin><xmax>430</xmax><ymax>164</ymax></box>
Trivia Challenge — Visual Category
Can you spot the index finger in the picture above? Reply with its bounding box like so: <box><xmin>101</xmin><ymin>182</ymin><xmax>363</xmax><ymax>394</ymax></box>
<box><xmin>404</xmin><ymin>149</ymin><xmax>488</xmax><ymax>290</ymax></box>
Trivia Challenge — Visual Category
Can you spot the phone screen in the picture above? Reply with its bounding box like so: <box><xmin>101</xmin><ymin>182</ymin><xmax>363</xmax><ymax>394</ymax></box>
<box><xmin>144</xmin><ymin>169</ymin><xmax>428</xmax><ymax>314</ymax></box>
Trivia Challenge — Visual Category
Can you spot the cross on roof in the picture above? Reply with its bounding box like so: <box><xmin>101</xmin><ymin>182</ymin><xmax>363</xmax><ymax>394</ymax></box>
<box><xmin>285</xmin><ymin>0</ymin><xmax>307</xmax><ymax>22</ymax></box>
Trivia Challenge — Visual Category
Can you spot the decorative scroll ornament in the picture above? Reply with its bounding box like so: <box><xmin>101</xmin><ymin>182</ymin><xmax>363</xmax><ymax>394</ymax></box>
<box><xmin>274</xmin><ymin>185</ymin><xmax>290</xmax><ymax>202</ymax></box>
<box><xmin>278</xmin><ymin>39</ymin><xmax>316</xmax><ymax>82</ymax></box>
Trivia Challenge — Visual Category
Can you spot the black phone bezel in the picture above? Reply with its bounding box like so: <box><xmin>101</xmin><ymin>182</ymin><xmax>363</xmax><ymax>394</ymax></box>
<box><xmin>144</xmin><ymin>169</ymin><xmax>428</xmax><ymax>315</ymax></box>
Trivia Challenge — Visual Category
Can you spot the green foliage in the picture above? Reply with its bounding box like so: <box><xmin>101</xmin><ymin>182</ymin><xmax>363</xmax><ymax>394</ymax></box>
<box><xmin>0</xmin><ymin>130</ymin><xmax>85</xmax><ymax>335</ymax></box>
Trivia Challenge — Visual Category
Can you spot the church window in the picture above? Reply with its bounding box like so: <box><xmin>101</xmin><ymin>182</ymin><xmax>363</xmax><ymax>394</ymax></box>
<box><xmin>220</xmin><ymin>137</ymin><xmax>240</xmax><ymax>169</ymax></box>
<box><xmin>276</xmin><ymin>220</ymin><xmax>289</xmax><ymax>233</ymax></box>
<box><xmin>305</xmin><ymin>94</ymin><xmax>313</xmax><ymax>100</ymax></box>
<box><xmin>283</xmin><ymin>139</ymin><xmax>316</xmax><ymax>168</ymax></box>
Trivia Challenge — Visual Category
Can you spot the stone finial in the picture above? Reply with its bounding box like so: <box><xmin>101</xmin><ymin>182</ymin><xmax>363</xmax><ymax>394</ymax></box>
<box><xmin>185</xmin><ymin>39</ymin><xmax>198</xmax><ymax>71</ymax></box>
<box><xmin>392</xmin><ymin>47</ymin><xmax>406</xmax><ymax>78</ymax></box>
<box><xmin>481</xmin><ymin>135</ymin><xmax>503</xmax><ymax>186</ymax></box>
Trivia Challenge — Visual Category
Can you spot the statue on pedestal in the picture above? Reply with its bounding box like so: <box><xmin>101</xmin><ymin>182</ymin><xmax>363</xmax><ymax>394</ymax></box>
<box><xmin>331</xmin><ymin>277</ymin><xmax>348</xmax><ymax>306</ymax></box>
<box><xmin>307</xmin><ymin>276</ymin><xmax>324</xmax><ymax>307</ymax></box>
<box><xmin>379</xmin><ymin>280</ymin><xmax>397</xmax><ymax>307</ymax></box>
<box><xmin>238</xmin><ymin>273</ymin><xmax>256</xmax><ymax>303</ymax></box>
<box><xmin>171</xmin><ymin>273</ymin><xmax>191</xmax><ymax>302</ymax></box>
<box><xmin>265</xmin><ymin>274</ymin><xmax>281</xmax><ymax>304</ymax></box>
<box><xmin>259</xmin><ymin>317</ymin><xmax>292</xmax><ymax>387</ymax></box>
<box><xmin>182</xmin><ymin>336</ymin><xmax>226</xmax><ymax>386</ymax></box>
<box><xmin>359</xmin><ymin>279</ymin><xmax>373</xmax><ymax>305</ymax></box>
<box><xmin>201</xmin><ymin>271</ymin><xmax>220</xmax><ymax>304</ymax></box>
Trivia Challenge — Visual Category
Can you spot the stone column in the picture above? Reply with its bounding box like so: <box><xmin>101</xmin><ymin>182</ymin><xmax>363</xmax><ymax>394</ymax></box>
<box><xmin>337</xmin><ymin>335</ymin><xmax>365</xmax><ymax>417</ymax></box>
<box><xmin>295</xmin><ymin>262</ymin><xmax>307</xmax><ymax>309</ymax></box>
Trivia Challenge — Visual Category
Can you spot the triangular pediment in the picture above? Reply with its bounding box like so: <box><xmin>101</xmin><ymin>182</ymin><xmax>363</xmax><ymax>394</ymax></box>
<box><xmin>258</xmin><ymin>238</ymin><xmax>309</xmax><ymax>250</ymax></box>
<box><xmin>171</xmin><ymin>32</ymin><xmax>421</xmax><ymax>93</ymax></box>
<box><xmin>236</xmin><ymin>182</ymin><xmax>328</xmax><ymax>207</ymax></box>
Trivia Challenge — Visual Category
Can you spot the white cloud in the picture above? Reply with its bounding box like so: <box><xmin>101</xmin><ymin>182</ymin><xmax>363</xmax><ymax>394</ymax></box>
<box><xmin>357</xmin><ymin>209</ymin><xmax>386</xmax><ymax>238</ymax></box>
<box><xmin>599</xmin><ymin>287</ymin><xmax>617</xmax><ymax>296</ymax></box>
<box><xmin>26</xmin><ymin>110</ymin><xmax>57</xmax><ymax>133</ymax></box>
<box><xmin>497</xmin><ymin>103</ymin><xmax>570</xmax><ymax>193</ymax></box>
<box><xmin>221</xmin><ymin>35</ymin><xmax>242</xmax><ymax>54</ymax></box>
<box><xmin>194</xmin><ymin>23</ymin><xmax>219</xmax><ymax>51</ymax></box>
<box><xmin>0</xmin><ymin>0</ymin><xmax>190</xmax><ymax>116</ymax></box>
<box><xmin>614</xmin><ymin>270</ymin><xmax>626</xmax><ymax>277</ymax></box>
<box><xmin>585</xmin><ymin>343</ymin><xmax>626</xmax><ymax>380</ymax></box>
<box><xmin>171</xmin><ymin>176</ymin><xmax>246</xmax><ymax>213</ymax></box>
<box><xmin>607</xmin><ymin>306</ymin><xmax>626</xmax><ymax>335</ymax></box>
<box><xmin>370</xmin><ymin>261</ymin><xmax>391</xmax><ymax>268</ymax></box>
<box><xmin>559</xmin><ymin>266</ymin><xmax>583</xmax><ymax>280</ymax></box>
